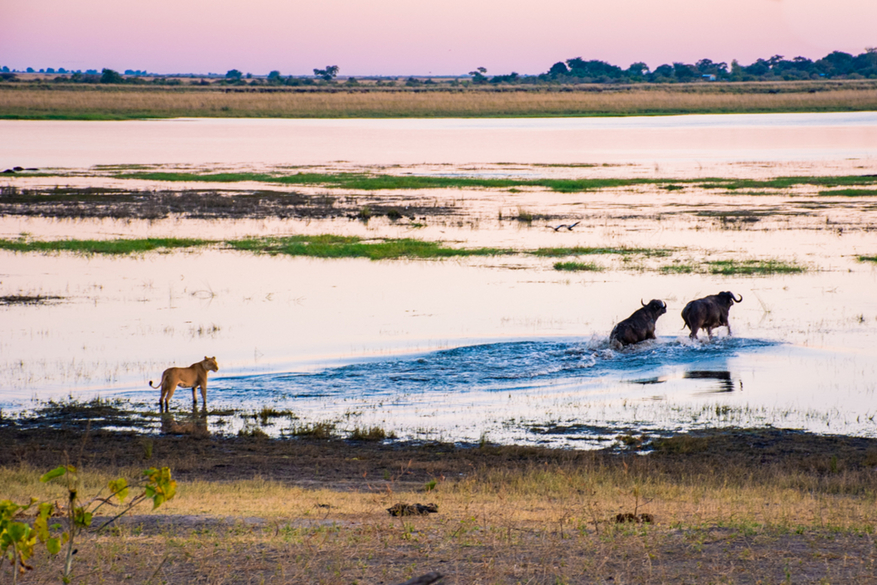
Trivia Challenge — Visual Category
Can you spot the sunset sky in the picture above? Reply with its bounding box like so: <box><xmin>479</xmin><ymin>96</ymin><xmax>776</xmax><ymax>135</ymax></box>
<box><xmin>3</xmin><ymin>0</ymin><xmax>876</xmax><ymax>77</ymax></box>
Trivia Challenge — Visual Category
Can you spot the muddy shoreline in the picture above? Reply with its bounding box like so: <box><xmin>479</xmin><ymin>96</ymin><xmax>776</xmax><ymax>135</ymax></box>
<box><xmin>3</xmin><ymin>400</ymin><xmax>877</xmax><ymax>487</ymax></box>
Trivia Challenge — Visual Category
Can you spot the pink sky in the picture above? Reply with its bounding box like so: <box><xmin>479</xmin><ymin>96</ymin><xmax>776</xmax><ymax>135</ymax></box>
<box><xmin>3</xmin><ymin>0</ymin><xmax>876</xmax><ymax>76</ymax></box>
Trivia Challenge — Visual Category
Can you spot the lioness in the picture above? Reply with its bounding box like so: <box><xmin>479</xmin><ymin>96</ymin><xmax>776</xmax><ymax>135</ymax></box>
<box><xmin>150</xmin><ymin>356</ymin><xmax>219</xmax><ymax>411</ymax></box>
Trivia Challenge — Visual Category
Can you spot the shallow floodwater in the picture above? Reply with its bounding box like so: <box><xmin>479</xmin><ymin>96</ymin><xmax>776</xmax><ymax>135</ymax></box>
<box><xmin>2</xmin><ymin>244</ymin><xmax>876</xmax><ymax>446</ymax></box>
<box><xmin>3</xmin><ymin>112</ymin><xmax>877</xmax><ymax>176</ymax></box>
<box><xmin>2</xmin><ymin>113</ymin><xmax>877</xmax><ymax>446</ymax></box>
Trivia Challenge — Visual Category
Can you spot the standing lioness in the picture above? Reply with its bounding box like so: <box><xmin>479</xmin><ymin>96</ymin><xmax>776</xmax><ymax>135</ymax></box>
<box><xmin>150</xmin><ymin>356</ymin><xmax>219</xmax><ymax>411</ymax></box>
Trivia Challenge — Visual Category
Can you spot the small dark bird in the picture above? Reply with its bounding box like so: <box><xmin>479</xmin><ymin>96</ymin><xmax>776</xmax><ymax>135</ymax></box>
<box><xmin>550</xmin><ymin>221</ymin><xmax>580</xmax><ymax>231</ymax></box>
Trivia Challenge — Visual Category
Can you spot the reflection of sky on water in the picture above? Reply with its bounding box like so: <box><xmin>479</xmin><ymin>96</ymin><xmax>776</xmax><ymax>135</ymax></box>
<box><xmin>2</xmin><ymin>112</ymin><xmax>877</xmax><ymax>172</ymax></box>
<box><xmin>2</xmin><ymin>113</ymin><xmax>877</xmax><ymax>446</ymax></box>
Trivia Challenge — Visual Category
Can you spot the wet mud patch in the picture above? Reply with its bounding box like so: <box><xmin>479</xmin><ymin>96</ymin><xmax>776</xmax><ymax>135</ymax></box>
<box><xmin>0</xmin><ymin>186</ymin><xmax>458</xmax><ymax>221</ymax></box>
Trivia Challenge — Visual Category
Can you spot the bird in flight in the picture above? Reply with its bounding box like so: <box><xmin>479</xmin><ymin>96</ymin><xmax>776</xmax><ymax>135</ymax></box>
<box><xmin>549</xmin><ymin>221</ymin><xmax>580</xmax><ymax>231</ymax></box>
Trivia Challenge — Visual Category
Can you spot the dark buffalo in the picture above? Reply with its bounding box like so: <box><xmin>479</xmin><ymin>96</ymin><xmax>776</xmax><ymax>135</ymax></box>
<box><xmin>681</xmin><ymin>291</ymin><xmax>743</xmax><ymax>340</ymax></box>
<box><xmin>609</xmin><ymin>299</ymin><xmax>667</xmax><ymax>349</ymax></box>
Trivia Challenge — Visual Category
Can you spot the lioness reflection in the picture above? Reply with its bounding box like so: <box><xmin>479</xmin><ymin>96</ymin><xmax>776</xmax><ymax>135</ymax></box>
<box><xmin>160</xmin><ymin>403</ymin><xmax>209</xmax><ymax>437</ymax></box>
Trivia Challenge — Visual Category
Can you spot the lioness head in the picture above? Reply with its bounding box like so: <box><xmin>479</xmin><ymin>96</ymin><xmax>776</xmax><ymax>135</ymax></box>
<box><xmin>203</xmin><ymin>356</ymin><xmax>219</xmax><ymax>372</ymax></box>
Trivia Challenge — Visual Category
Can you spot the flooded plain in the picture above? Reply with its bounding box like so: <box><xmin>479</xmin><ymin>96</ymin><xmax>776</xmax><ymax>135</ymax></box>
<box><xmin>2</xmin><ymin>113</ymin><xmax>877</xmax><ymax>446</ymax></box>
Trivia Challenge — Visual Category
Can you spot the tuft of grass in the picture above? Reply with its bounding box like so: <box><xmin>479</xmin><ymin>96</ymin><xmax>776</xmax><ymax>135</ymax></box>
<box><xmin>553</xmin><ymin>261</ymin><xmax>603</xmax><ymax>272</ymax></box>
<box><xmin>0</xmin><ymin>237</ymin><xmax>209</xmax><ymax>255</ymax></box>
<box><xmin>349</xmin><ymin>426</ymin><xmax>396</xmax><ymax>441</ymax></box>
<box><xmin>660</xmin><ymin>262</ymin><xmax>697</xmax><ymax>274</ymax></box>
<box><xmin>238</xmin><ymin>427</ymin><xmax>269</xmax><ymax>439</ymax></box>
<box><xmin>858</xmin><ymin>255</ymin><xmax>877</xmax><ymax>263</ymax></box>
<box><xmin>514</xmin><ymin>208</ymin><xmax>535</xmax><ymax>223</ymax></box>
<box><xmin>706</xmin><ymin>259</ymin><xmax>806</xmax><ymax>275</ymax></box>
<box><xmin>290</xmin><ymin>422</ymin><xmax>337</xmax><ymax>439</ymax></box>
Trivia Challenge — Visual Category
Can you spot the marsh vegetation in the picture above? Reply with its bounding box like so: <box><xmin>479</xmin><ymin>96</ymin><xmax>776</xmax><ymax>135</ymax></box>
<box><xmin>2</xmin><ymin>80</ymin><xmax>877</xmax><ymax>119</ymax></box>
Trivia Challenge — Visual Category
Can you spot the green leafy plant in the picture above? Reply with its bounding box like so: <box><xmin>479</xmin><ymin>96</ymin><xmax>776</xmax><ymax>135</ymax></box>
<box><xmin>1</xmin><ymin>465</ymin><xmax>176</xmax><ymax>584</ymax></box>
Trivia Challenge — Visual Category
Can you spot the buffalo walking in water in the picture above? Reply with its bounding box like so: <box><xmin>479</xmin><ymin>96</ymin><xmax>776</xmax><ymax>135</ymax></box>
<box><xmin>609</xmin><ymin>299</ymin><xmax>667</xmax><ymax>349</ymax></box>
<box><xmin>681</xmin><ymin>291</ymin><xmax>743</xmax><ymax>340</ymax></box>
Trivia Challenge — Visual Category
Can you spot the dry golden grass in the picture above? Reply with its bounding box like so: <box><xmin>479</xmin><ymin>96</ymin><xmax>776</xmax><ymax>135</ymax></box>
<box><xmin>2</xmin><ymin>82</ymin><xmax>877</xmax><ymax>118</ymax></box>
<box><xmin>5</xmin><ymin>461</ymin><xmax>877</xmax><ymax>584</ymax></box>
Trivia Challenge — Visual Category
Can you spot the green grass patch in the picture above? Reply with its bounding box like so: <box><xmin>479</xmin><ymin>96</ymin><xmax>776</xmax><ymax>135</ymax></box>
<box><xmin>702</xmin><ymin>176</ymin><xmax>877</xmax><ymax>191</ymax></box>
<box><xmin>707</xmin><ymin>259</ymin><xmax>806</xmax><ymax>275</ymax></box>
<box><xmin>112</xmin><ymin>171</ymin><xmax>877</xmax><ymax>194</ymax></box>
<box><xmin>0</xmin><ymin>237</ymin><xmax>210</xmax><ymax>255</ymax></box>
<box><xmin>226</xmin><ymin>235</ymin><xmax>511</xmax><ymax>260</ymax></box>
<box><xmin>660</xmin><ymin>259</ymin><xmax>807</xmax><ymax>275</ymax></box>
<box><xmin>115</xmin><ymin>170</ymin><xmax>662</xmax><ymax>193</ymax></box>
<box><xmin>553</xmin><ymin>261</ymin><xmax>603</xmax><ymax>272</ymax></box>
<box><xmin>660</xmin><ymin>262</ymin><xmax>698</xmax><ymax>274</ymax></box>
<box><xmin>818</xmin><ymin>189</ymin><xmax>877</xmax><ymax>197</ymax></box>
<box><xmin>858</xmin><ymin>255</ymin><xmax>877</xmax><ymax>263</ymax></box>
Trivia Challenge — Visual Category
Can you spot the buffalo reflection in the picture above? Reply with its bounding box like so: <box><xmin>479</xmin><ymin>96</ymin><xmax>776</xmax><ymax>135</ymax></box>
<box><xmin>630</xmin><ymin>370</ymin><xmax>739</xmax><ymax>394</ymax></box>
<box><xmin>685</xmin><ymin>370</ymin><xmax>738</xmax><ymax>394</ymax></box>
<box><xmin>160</xmin><ymin>403</ymin><xmax>209</xmax><ymax>436</ymax></box>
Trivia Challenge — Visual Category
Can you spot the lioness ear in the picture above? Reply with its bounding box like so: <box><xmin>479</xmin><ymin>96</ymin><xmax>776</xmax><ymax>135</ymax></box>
<box><xmin>205</xmin><ymin>355</ymin><xmax>209</xmax><ymax>359</ymax></box>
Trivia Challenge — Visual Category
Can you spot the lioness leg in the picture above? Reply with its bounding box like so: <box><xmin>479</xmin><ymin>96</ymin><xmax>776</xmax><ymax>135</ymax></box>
<box><xmin>199</xmin><ymin>382</ymin><xmax>207</xmax><ymax>408</ymax></box>
<box><xmin>164</xmin><ymin>383</ymin><xmax>178</xmax><ymax>410</ymax></box>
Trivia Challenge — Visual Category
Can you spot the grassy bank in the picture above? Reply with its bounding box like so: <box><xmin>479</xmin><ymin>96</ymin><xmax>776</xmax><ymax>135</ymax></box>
<box><xmin>109</xmin><ymin>170</ymin><xmax>877</xmax><ymax>193</ymax></box>
<box><xmin>2</xmin><ymin>415</ymin><xmax>877</xmax><ymax>584</ymax></box>
<box><xmin>0</xmin><ymin>236</ymin><xmax>810</xmax><ymax>276</ymax></box>
<box><xmin>2</xmin><ymin>81</ymin><xmax>877</xmax><ymax>119</ymax></box>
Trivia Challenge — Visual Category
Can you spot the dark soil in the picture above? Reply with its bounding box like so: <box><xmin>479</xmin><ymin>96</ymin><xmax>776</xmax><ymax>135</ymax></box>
<box><xmin>3</xmin><ymin>402</ymin><xmax>877</xmax><ymax>490</ymax></box>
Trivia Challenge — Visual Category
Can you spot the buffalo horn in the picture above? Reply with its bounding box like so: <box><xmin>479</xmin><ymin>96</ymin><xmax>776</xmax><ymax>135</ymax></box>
<box><xmin>733</xmin><ymin>293</ymin><xmax>743</xmax><ymax>303</ymax></box>
<box><xmin>641</xmin><ymin>299</ymin><xmax>646</xmax><ymax>307</ymax></box>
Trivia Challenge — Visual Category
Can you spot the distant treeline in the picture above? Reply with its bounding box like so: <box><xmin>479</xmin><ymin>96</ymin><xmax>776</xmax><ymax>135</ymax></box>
<box><xmin>523</xmin><ymin>49</ymin><xmax>877</xmax><ymax>84</ymax></box>
<box><xmin>2</xmin><ymin>49</ymin><xmax>876</xmax><ymax>86</ymax></box>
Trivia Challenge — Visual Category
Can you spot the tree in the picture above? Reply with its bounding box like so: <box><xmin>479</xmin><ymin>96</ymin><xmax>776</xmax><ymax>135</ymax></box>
<box><xmin>672</xmin><ymin>62</ymin><xmax>699</xmax><ymax>81</ymax></box>
<box><xmin>100</xmin><ymin>68</ymin><xmax>123</xmax><ymax>84</ymax></box>
<box><xmin>651</xmin><ymin>64</ymin><xmax>674</xmax><ymax>81</ymax></box>
<box><xmin>565</xmin><ymin>58</ymin><xmax>624</xmax><ymax>81</ymax></box>
<box><xmin>225</xmin><ymin>69</ymin><xmax>243</xmax><ymax>81</ymax></box>
<box><xmin>696</xmin><ymin>59</ymin><xmax>727</xmax><ymax>76</ymax></box>
<box><xmin>547</xmin><ymin>61</ymin><xmax>569</xmax><ymax>77</ymax></box>
<box><xmin>468</xmin><ymin>66</ymin><xmax>488</xmax><ymax>84</ymax></box>
<box><xmin>489</xmin><ymin>72</ymin><xmax>520</xmax><ymax>84</ymax></box>
<box><xmin>313</xmin><ymin>65</ymin><xmax>339</xmax><ymax>81</ymax></box>
<box><xmin>267</xmin><ymin>70</ymin><xmax>282</xmax><ymax>83</ymax></box>
<box><xmin>626</xmin><ymin>62</ymin><xmax>649</xmax><ymax>80</ymax></box>
<box><xmin>816</xmin><ymin>51</ymin><xmax>854</xmax><ymax>76</ymax></box>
